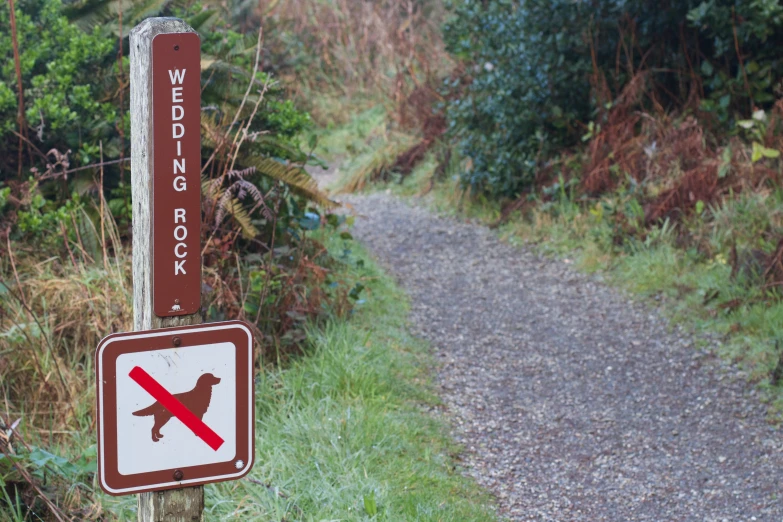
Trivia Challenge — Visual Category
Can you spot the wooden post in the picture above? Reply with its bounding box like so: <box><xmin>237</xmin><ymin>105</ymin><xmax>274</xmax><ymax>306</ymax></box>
<box><xmin>130</xmin><ymin>17</ymin><xmax>204</xmax><ymax>522</ymax></box>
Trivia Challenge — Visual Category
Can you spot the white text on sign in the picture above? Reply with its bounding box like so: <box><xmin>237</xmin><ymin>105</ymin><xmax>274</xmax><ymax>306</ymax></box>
<box><xmin>170</xmin><ymin>68</ymin><xmax>188</xmax><ymax>276</ymax></box>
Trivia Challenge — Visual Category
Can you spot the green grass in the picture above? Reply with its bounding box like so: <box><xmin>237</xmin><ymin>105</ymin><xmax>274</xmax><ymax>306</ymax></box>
<box><xmin>98</xmin><ymin>232</ymin><xmax>496</xmax><ymax>520</ymax></box>
<box><xmin>316</xmin><ymin>105</ymin><xmax>389</xmax><ymax>160</ymax></box>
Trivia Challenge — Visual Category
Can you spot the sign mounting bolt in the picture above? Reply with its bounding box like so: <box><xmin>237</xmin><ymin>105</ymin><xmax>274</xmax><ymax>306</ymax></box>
<box><xmin>172</xmin><ymin>336</ymin><xmax>182</xmax><ymax>347</ymax></box>
<box><xmin>173</xmin><ymin>469</ymin><xmax>184</xmax><ymax>481</ymax></box>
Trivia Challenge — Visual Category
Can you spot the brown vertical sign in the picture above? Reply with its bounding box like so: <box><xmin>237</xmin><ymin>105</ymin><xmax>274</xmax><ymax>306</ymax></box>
<box><xmin>152</xmin><ymin>33</ymin><xmax>201</xmax><ymax>317</ymax></box>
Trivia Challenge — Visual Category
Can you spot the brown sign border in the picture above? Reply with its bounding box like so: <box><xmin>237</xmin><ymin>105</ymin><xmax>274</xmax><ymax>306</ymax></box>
<box><xmin>96</xmin><ymin>321</ymin><xmax>254</xmax><ymax>496</ymax></box>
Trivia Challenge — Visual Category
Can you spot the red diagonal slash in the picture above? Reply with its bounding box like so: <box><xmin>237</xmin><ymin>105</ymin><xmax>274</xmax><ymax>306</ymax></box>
<box><xmin>129</xmin><ymin>366</ymin><xmax>225</xmax><ymax>451</ymax></box>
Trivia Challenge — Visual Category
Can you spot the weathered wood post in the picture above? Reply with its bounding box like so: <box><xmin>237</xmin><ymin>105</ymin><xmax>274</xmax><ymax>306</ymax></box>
<box><xmin>130</xmin><ymin>17</ymin><xmax>204</xmax><ymax>522</ymax></box>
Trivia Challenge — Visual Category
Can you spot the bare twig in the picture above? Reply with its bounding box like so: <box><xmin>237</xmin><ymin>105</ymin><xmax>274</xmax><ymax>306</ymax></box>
<box><xmin>8</xmin><ymin>0</ymin><xmax>27</xmax><ymax>177</ymax></box>
<box><xmin>228</xmin><ymin>27</ymin><xmax>265</xmax><ymax>142</ymax></box>
<box><xmin>60</xmin><ymin>221</ymin><xmax>79</xmax><ymax>269</ymax></box>
<box><xmin>227</xmin><ymin>79</ymin><xmax>270</xmax><ymax>175</ymax></box>
<box><xmin>10</xmin><ymin>130</ymin><xmax>47</xmax><ymax>163</ymax></box>
<box><xmin>63</xmin><ymin>157</ymin><xmax>130</xmax><ymax>176</ymax></box>
<box><xmin>6</xmin><ymin>234</ymin><xmax>27</xmax><ymax>310</ymax></box>
<box><xmin>99</xmin><ymin>141</ymin><xmax>109</xmax><ymax>272</ymax></box>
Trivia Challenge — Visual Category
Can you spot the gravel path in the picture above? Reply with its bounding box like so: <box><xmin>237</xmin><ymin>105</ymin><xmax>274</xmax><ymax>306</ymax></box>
<box><xmin>341</xmin><ymin>191</ymin><xmax>783</xmax><ymax>521</ymax></box>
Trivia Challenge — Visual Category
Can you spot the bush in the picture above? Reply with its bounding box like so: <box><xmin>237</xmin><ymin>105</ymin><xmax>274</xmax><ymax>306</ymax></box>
<box><xmin>0</xmin><ymin>0</ymin><xmax>118</xmax><ymax>176</ymax></box>
<box><xmin>443</xmin><ymin>0</ymin><xmax>783</xmax><ymax>198</ymax></box>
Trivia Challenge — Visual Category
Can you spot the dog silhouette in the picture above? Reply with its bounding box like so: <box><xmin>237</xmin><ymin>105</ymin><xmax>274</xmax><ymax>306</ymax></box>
<box><xmin>132</xmin><ymin>373</ymin><xmax>221</xmax><ymax>442</ymax></box>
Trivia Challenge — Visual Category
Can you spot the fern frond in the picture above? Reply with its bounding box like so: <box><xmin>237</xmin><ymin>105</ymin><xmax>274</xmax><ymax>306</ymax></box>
<box><xmin>202</xmin><ymin>176</ymin><xmax>260</xmax><ymax>238</ymax></box>
<box><xmin>65</xmin><ymin>0</ymin><xmax>170</xmax><ymax>34</ymax></box>
<box><xmin>249</xmin><ymin>136</ymin><xmax>308</xmax><ymax>163</ymax></box>
<box><xmin>187</xmin><ymin>8</ymin><xmax>220</xmax><ymax>32</ymax></box>
<box><xmin>240</xmin><ymin>155</ymin><xmax>336</xmax><ymax>208</ymax></box>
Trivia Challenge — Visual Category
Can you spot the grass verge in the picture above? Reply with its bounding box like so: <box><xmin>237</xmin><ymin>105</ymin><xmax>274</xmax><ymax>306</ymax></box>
<box><xmin>97</xmin><ymin>230</ymin><xmax>495</xmax><ymax>520</ymax></box>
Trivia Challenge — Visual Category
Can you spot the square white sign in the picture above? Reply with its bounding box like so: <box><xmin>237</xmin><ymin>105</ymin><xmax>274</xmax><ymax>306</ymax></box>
<box><xmin>115</xmin><ymin>342</ymin><xmax>237</xmax><ymax>474</ymax></box>
<box><xmin>96</xmin><ymin>321</ymin><xmax>254</xmax><ymax>495</ymax></box>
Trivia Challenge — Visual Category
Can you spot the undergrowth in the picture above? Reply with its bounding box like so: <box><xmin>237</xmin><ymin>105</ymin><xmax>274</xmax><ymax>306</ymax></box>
<box><xmin>0</xmin><ymin>211</ymin><xmax>362</xmax><ymax>519</ymax></box>
<box><xmin>95</xmin><ymin>229</ymin><xmax>496</xmax><ymax>521</ymax></box>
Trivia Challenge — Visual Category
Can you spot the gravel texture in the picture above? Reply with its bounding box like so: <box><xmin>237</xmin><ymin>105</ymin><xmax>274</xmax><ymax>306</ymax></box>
<box><xmin>341</xmin><ymin>191</ymin><xmax>783</xmax><ymax>521</ymax></box>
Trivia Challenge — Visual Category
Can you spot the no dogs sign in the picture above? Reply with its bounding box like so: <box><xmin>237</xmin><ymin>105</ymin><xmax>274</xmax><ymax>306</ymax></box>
<box><xmin>95</xmin><ymin>321</ymin><xmax>254</xmax><ymax>495</ymax></box>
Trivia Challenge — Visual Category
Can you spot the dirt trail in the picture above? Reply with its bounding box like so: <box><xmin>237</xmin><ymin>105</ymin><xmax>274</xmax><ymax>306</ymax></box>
<box><xmin>336</xmin><ymin>190</ymin><xmax>783</xmax><ymax>521</ymax></box>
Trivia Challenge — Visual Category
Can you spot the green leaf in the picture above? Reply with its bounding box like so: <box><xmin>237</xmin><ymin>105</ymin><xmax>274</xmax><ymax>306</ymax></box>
<box><xmin>349</xmin><ymin>283</ymin><xmax>365</xmax><ymax>301</ymax></box>
<box><xmin>326</xmin><ymin>214</ymin><xmax>346</xmax><ymax>228</ymax></box>
<box><xmin>752</xmin><ymin>142</ymin><xmax>780</xmax><ymax>162</ymax></box>
<box><xmin>752</xmin><ymin>142</ymin><xmax>764</xmax><ymax>163</ymax></box>
<box><xmin>363</xmin><ymin>491</ymin><xmax>378</xmax><ymax>516</ymax></box>
<box><xmin>298</xmin><ymin>212</ymin><xmax>321</xmax><ymax>231</ymax></box>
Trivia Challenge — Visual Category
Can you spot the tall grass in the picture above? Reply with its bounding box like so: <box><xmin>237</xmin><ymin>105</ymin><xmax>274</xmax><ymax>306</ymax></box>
<box><xmin>0</xmin><ymin>201</ymin><xmax>130</xmax><ymax>519</ymax></box>
<box><xmin>264</xmin><ymin>0</ymin><xmax>447</xmax><ymax>102</ymax></box>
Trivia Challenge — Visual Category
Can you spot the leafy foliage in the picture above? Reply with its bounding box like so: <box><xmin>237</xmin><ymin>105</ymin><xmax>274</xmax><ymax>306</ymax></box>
<box><xmin>0</xmin><ymin>0</ymin><xmax>118</xmax><ymax>174</ymax></box>
<box><xmin>1</xmin><ymin>0</ymin><xmax>327</xmax><ymax>243</ymax></box>
<box><xmin>443</xmin><ymin>0</ymin><xmax>783</xmax><ymax>198</ymax></box>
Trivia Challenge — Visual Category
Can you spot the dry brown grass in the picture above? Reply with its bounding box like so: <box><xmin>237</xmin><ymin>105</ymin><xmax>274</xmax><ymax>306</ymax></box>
<box><xmin>1</xmin><ymin>205</ymin><xmax>129</xmax><ymax>425</ymax></box>
<box><xmin>335</xmin><ymin>134</ymin><xmax>417</xmax><ymax>193</ymax></box>
<box><xmin>0</xmin><ymin>200</ymin><xmax>130</xmax><ymax>519</ymax></box>
<box><xmin>576</xmin><ymin>69</ymin><xmax>783</xmax><ymax>228</ymax></box>
<box><xmin>261</xmin><ymin>0</ymin><xmax>448</xmax><ymax>104</ymax></box>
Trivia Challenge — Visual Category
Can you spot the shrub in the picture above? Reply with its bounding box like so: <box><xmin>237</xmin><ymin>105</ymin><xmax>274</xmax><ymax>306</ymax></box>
<box><xmin>0</xmin><ymin>0</ymin><xmax>117</xmax><ymax>177</ymax></box>
<box><xmin>443</xmin><ymin>0</ymin><xmax>783</xmax><ymax>198</ymax></box>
